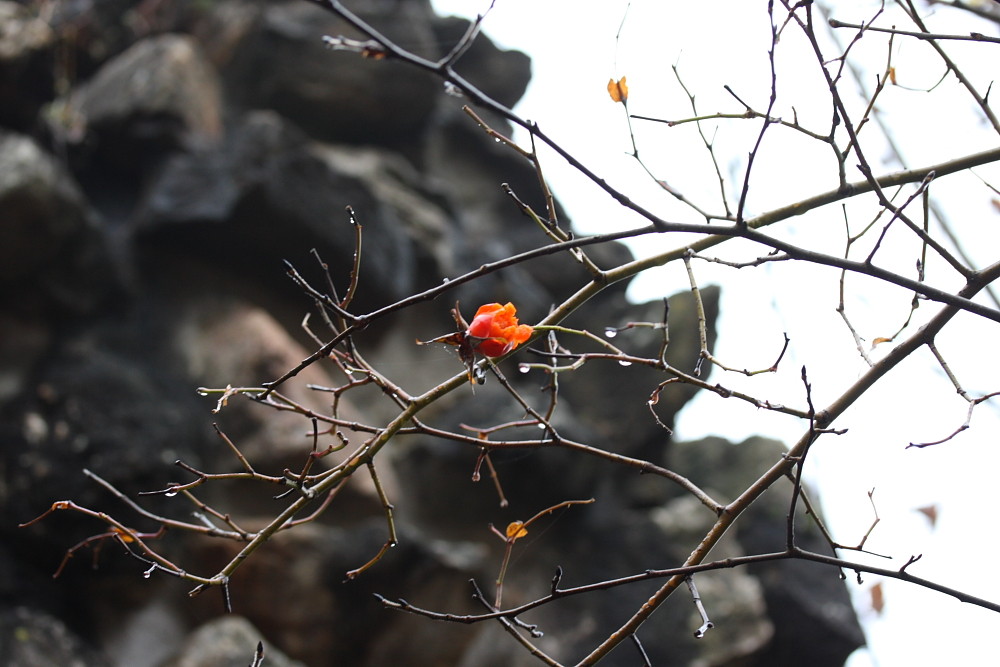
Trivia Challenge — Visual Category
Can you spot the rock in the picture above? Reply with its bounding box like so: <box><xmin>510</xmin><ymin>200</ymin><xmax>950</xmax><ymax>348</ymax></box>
<box><xmin>0</xmin><ymin>606</ymin><xmax>111</xmax><ymax>667</ymax></box>
<box><xmin>653</xmin><ymin>495</ymin><xmax>774</xmax><ymax>667</ymax></box>
<box><xmin>558</xmin><ymin>286</ymin><xmax>720</xmax><ymax>456</ymax></box>
<box><xmin>173</xmin><ymin>296</ymin><xmax>373</xmax><ymax>477</ymax></box>
<box><xmin>433</xmin><ymin>16</ymin><xmax>531</xmax><ymax>107</ymax></box>
<box><xmin>423</xmin><ymin>111</ymin><xmax>620</xmax><ymax>320</ymax></box>
<box><xmin>161</xmin><ymin>615</ymin><xmax>305</xmax><ymax>667</ymax></box>
<box><xmin>0</xmin><ymin>130</ymin><xmax>116</xmax><ymax>316</ymax></box>
<box><xmin>0</xmin><ymin>1</ymin><xmax>56</xmax><ymax>131</ymax></box>
<box><xmin>3</xmin><ymin>314</ymin><xmax>212</xmax><ymax>529</ymax></box>
<box><xmin>100</xmin><ymin>597</ymin><xmax>186</xmax><ymax>667</ymax></box>
<box><xmin>56</xmin><ymin>32</ymin><xmax>221</xmax><ymax>176</ymax></box>
<box><xmin>45</xmin><ymin>0</ymin><xmax>195</xmax><ymax>78</ymax></box>
<box><xmin>137</xmin><ymin>111</ymin><xmax>420</xmax><ymax>309</ymax></box>
<box><xmin>213</xmin><ymin>0</ymin><xmax>441</xmax><ymax>150</ymax></box>
<box><xmin>0</xmin><ymin>314</ymin><xmax>51</xmax><ymax>408</ymax></box>
<box><xmin>312</xmin><ymin>143</ymin><xmax>455</xmax><ymax>277</ymax></box>
<box><xmin>182</xmin><ymin>520</ymin><xmax>484</xmax><ymax>666</ymax></box>
<box><xmin>671</xmin><ymin>436</ymin><xmax>866</xmax><ymax>666</ymax></box>
<box><xmin>137</xmin><ymin>110</ymin><xmax>305</xmax><ymax>229</ymax></box>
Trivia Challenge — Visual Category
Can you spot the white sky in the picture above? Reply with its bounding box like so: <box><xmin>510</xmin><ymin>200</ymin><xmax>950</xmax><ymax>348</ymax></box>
<box><xmin>431</xmin><ymin>1</ymin><xmax>1000</xmax><ymax>665</ymax></box>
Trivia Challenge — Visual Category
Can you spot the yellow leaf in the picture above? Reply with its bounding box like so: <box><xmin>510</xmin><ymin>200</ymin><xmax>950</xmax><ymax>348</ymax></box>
<box><xmin>505</xmin><ymin>521</ymin><xmax>528</xmax><ymax>540</ymax></box>
<box><xmin>607</xmin><ymin>76</ymin><xmax>628</xmax><ymax>104</ymax></box>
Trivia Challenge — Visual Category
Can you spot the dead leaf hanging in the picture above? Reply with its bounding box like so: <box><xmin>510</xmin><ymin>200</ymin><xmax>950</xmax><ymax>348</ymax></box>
<box><xmin>607</xmin><ymin>76</ymin><xmax>629</xmax><ymax>104</ymax></box>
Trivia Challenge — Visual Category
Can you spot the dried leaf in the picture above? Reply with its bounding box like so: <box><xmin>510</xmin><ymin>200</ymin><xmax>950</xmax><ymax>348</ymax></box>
<box><xmin>607</xmin><ymin>76</ymin><xmax>628</xmax><ymax>104</ymax></box>
<box><xmin>415</xmin><ymin>332</ymin><xmax>465</xmax><ymax>348</ymax></box>
<box><xmin>915</xmin><ymin>504</ymin><xmax>938</xmax><ymax>528</ymax></box>
<box><xmin>505</xmin><ymin>521</ymin><xmax>528</xmax><ymax>540</ymax></box>
<box><xmin>888</xmin><ymin>66</ymin><xmax>897</xmax><ymax>85</ymax></box>
<box><xmin>112</xmin><ymin>527</ymin><xmax>136</xmax><ymax>543</ymax></box>
<box><xmin>870</xmin><ymin>336</ymin><xmax>892</xmax><ymax>348</ymax></box>
<box><xmin>361</xmin><ymin>46</ymin><xmax>387</xmax><ymax>60</ymax></box>
<box><xmin>870</xmin><ymin>582</ymin><xmax>885</xmax><ymax>614</ymax></box>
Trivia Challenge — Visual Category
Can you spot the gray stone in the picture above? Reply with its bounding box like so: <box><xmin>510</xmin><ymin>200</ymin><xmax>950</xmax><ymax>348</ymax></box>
<box><xmin>214</xmin><ymin>0</ymin><xmax>440</xmax><ymax>149</ymax></box>
<box><xmin>137</xmin><ymin>110</ymin><xmax>419</xmax><ymax>308</ymax></box>
<box><xmin>0</xmin><ymin>130</ymin><xmax>116</xmax><ymax>315</ymax></box>
<box><xmin>0</xmin><ymin>607</ymin><xmax>111</xmax><ymax>667</ymax></box>
<box><xmin>60</xmin><ymin>32</ymin><xmax>221</xmax><ymax>170</ymax></box>
<box><xmin>0</xmin><ymin>313</ymin><xmax>51</xmax><ymax>407</ymax></box>
<box><xmin>0</xmin><ymin>1</ymin><xmax>56</xmax><ymax>130</ymax></box>
<box><xmin>161</xmin><ymin>616</ymin><xmax>305</xmax><ymax>667</ymax></box>
<box><xmin>672</xmin><ymin>437</ymin><xmax>866</xmax><ymax>667</ymax></box>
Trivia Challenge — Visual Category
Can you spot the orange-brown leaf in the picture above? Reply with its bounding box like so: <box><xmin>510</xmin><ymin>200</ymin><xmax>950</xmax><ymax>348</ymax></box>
<box><xmin>112</xmin><ymin>526</ymin><xmax>136</xmax><ymax>543</ymax></box>
<box><xmin>915</xmin><ymin>504</ymin><xmax>938</xmax><ymax>528</ymax></box>
<box><xmin>607</xmin><ymin>76</ymin><xmax>628</xmax><ymax>104</ymax></box>
<box><xmin>505</xmin><ymin>521</ymin><xmax>528</xmax><ymax>540</ymax></box>
<box><xmin>870</xmin><ymin>582</ymin><xmax>885</xmax><ymax>614</ymax></box>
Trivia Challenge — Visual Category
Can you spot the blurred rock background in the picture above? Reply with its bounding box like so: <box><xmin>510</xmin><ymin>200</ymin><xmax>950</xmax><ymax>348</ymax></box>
<box><xmin>0</xmin><ymin>1</ymin><xmax>863</xmax><ymax>665</ymax></box>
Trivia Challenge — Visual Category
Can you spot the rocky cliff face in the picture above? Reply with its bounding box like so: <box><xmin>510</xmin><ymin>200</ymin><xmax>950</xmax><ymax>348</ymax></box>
<box><xmin>0</xmin><ymin>1</ymin><xmax>863</xmax><ymax>666</ymax></box>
